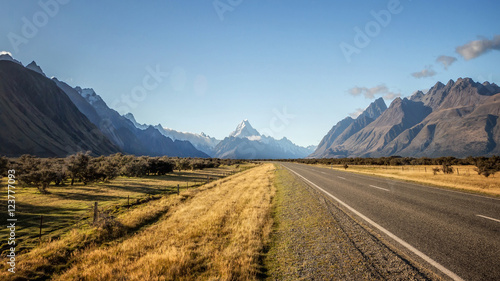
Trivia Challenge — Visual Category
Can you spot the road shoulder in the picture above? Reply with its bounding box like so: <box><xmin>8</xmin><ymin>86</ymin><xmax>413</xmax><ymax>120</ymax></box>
<box><xmin>265</xmin><ymin>165</ymin><xmax>435</xmax><ymax>280</ymax></box>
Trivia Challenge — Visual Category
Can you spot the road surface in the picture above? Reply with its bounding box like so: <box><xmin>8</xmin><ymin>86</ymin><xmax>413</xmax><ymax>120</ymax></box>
<box><xmin>281</xmin><ymin>162</ymin><xmax>500</xmax><ymax>281</ymax></box>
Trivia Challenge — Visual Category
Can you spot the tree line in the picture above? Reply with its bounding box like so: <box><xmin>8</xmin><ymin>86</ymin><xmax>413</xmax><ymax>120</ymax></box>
<box><xmin>0</xmin><ymin>153</ymin><xmax>246</xmax><ymax>193</ymax></box>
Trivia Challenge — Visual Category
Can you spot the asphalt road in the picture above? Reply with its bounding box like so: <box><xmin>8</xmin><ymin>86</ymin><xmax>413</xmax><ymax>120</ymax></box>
<box><xmin>281</xmin><ymin>162</ymin><xmax>500</xmax><ymax>281</ymax></box>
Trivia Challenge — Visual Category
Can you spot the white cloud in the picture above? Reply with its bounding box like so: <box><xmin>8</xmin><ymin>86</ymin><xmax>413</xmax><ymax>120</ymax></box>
<box><xmin>456</xmin><ymin>35</ymin><xmax>500</xmax><ymax>60</ymax></box>
<box><xmin>348</xmin><ymin>84</ymin><xmax>401</xmax><ymax>100</ymax></box>
<box><xmin>436</xmin><ymin>55</ymin><xmax>457</xmax><ymax>69</ymax></box>
<box><xmin>411</xmin><ymin>66</ymin><xmax>436</xmax><ymax>78</ymax></box>
<box><xmin>349</xmin><ymin>108</ymin><xmax>364</xmax><ymax>118</ymax></box>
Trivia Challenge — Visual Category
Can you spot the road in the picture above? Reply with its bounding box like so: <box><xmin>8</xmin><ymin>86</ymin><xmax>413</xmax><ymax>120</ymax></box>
<box><xmin>280</xmin><ymin>162</ymin><xmax>500</xmax><ymax>281</ymax></box>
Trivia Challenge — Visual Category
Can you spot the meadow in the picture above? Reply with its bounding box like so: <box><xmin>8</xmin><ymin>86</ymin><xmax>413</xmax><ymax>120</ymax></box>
<box><xmin>313</xmin><ymin>164</ymin><xmax>500</xmax><ymax>197</ymax></box>
<box><xmin>0</xmin><ymin>162</ymin><xmax>275</xmax><ymax>280</ymax></box>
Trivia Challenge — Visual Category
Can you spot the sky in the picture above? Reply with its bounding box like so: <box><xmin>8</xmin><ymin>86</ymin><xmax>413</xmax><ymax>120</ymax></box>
<box><xmin>1</xmin><ymin>0</ymin><xmax>499</xmax><ymax>147</ymax></box>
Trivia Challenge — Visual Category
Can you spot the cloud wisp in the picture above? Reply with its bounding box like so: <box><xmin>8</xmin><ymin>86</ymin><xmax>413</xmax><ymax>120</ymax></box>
<box><xmin>411</xmin><ymin>66</ymin><xmax>436</xmax><ymax>78</ymax></box>
<box><xmin>456</xmin><ymin>35</ymin><xmax>500</xmax><ymax>60</ymax></box>
<box><xmin>436</xmin><ymin>55</ymin><xmax>457</xmax><ymax>69</ymax></box>
<box><xmin>348</xmin><ymin>84</ymin><xmax>400</xmax><ymax>100</ymax></box>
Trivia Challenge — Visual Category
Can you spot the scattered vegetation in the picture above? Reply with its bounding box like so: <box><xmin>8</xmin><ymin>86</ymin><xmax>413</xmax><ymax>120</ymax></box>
<box><xmin>280</xmin><ymin>155</ymin><xmax>500</xmax><ymax>177</ymax></box>
<box><xmin>5</xmin><ymin>152</ymin><xmax>247</xmax><ymax>193</ymax></box>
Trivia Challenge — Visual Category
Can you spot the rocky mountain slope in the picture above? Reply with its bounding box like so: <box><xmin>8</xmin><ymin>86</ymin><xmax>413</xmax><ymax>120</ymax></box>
<box><xmin>0</xmin><ymin>60</ymin><xmax>119</xmax><ymax>157</ymax></box>
<box><xmin>311</xmin><ymin>78</ymin><xmax>500</xmax><ymax>158</ymax></box>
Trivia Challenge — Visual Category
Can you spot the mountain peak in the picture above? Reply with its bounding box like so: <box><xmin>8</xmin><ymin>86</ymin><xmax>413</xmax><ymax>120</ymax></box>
<box><xmin>358</xmin><ymin>97</ymin><xmax>387</xmax><ymax>120</ymax></box>
<box><xmin>26</xmin><ymin>61</ymin><xmax>46</xmax><ymax>77</ymax></box>
<box><xmin>230</xmin><ymin>120</ymin><xmax>260</xmax><ymax>138</ymax></box>
<box><xmin>0</xmin><ymin>51</ymin><xmax>22</xmax><ymax>65</ymax></box>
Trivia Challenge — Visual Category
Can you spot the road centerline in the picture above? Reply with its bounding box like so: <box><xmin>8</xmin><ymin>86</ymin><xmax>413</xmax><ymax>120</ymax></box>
<box><xmin>284</xmin><ymin>165</ymin><xmax>465</xmax><ymax>281</ymax></box>
<box><xmin>477</xmin><ymin>214</ymin><xmax>500</xmax><ymax>223</ymax></box>
<box><xmin>337</xmin><ymin>176</ymin><xmax>346</xmax><ymax>180</ymax></box>
<box><xmin>369</xmin><ymin>184</ymin><xmax>390</xmax><ymax>192</ymax></box>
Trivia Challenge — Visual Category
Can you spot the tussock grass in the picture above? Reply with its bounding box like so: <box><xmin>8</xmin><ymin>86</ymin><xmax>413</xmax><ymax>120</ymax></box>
<box><xmin>0</xmin><ymin>164</ymin><xmax>254</xmax><ymax>280</ymax></box>
<box><xmin>316</xmin><ymin>164</ymin><xmax>500</xmax><ymax>196</ymax></box>
<box><xmin>52</xmin><ymin>163</ymin><xmax>275</xmax><ymax>280</ymax></box>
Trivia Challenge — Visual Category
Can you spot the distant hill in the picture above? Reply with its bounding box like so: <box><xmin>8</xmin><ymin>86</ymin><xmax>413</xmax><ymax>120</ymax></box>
<box><xmin>0</xmin><ymin>60</ymin><xmax>119</xmax><ymax>157</ymax></box>
<box><xmin>214</xmin><ymin>120</ymin><xmax>314</xmax><ymax>159</ymax></box>
<box><xmin>311</xmin><ymin>78</ymin><xmax>500</xmax><ymax>158</ymax></box>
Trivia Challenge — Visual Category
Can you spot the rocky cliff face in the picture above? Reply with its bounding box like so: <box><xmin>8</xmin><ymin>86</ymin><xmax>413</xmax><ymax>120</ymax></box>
<box><xmin>312</xmin><ymin>78</ymin><xmax>500</xmax><ymax>158</ymax></box>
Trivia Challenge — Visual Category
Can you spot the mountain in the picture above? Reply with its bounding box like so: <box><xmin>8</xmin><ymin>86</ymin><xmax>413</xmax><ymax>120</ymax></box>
<box><xmin>214</xmin><ymin>120</ymin><xmax>314</xmax><ymax>159</ymax></box>
<box><xmin>0</xmin><ymin>60</ymin><xmax>119</xmax><ymax>157</ymax></box>
<box><xmin>230</xmin><ymin>119</ymin><xmax>261</xmax><ymax>139</ymax></box>
<box><xmin>122</xmin><ymin>113</ymin><xmax>220</xmax><ymax>156</ymax></box>
<box><xmin>309</xmin><ymin>97</ymin><xmax>387</xmax><ymax>158</ymax></box>
<box><xmin>0</xmin><ymin>52</ymin><xmax>22</xmax><ymax>65</ymax></box>
<box><xmin>56</xmin><ymin>84</ymin><xmax>209</xmax><ymax>158</ymax></box>
<box><xmin>312</xmin><ymin>78</ymin><xmax>500</xmax><ymax>158</ymax></box>
<box><xmin>26</xmin><ymin>61</ymin><xmax>46</xmax><ymax>77</ymax></box>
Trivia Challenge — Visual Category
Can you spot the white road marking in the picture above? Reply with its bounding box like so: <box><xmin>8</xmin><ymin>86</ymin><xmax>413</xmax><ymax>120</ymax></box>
<box><xmin>337</xmin><ymin>176</ymin><xmax>346</xmax><ymax>180</ymax></box>
<box><xmin>369</xmin><ymin>184</ymin><xmax>390</xmax><ymax>192</ymax></box>
<box><xmin>285</xmin><ymin>166</ymin><xmax>464</xmax><ymax>281</ymax></box>
<box><xmin>321</xmin><ymin>171</ymin><xmax>327</xmax><ymax>175</ymax></box>
<box><xmin>477</xmin><ymin>215</ymin><xmax>500</xmax><ymax>223</ymax></box>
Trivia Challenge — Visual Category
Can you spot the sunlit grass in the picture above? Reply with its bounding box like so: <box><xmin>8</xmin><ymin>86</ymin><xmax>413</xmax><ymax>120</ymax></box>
<box><xmin>314</xmin><ymin>164</ymin><xmax>500</xmax><ymax>196</ymax></box>
<box><xmin>54</xmin><ymin>163</ymin><xmax>275</xmax><ymax>280</ymax></box>
<box><xmin>0</xmin><ymin>162</ymin><xmax>273</xmax><ymax>280</ymax></box>
<box><xmin>0</xmin><ymin>164</ymin><xmax>254</xmax><ymax>254</ymax></box>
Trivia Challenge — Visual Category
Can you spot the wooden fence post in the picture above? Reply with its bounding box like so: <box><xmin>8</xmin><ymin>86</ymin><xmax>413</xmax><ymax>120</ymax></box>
<box><xmin>177</xmin><ymin>184</ymin><xmax>180</xmax><ymax>195</ymax></box>
<box><xmin>128</xmin><ymin>195</ymin><xmax>130</xmax><ymax>208</ymax></box>
<box><xmin>93</xmin><ymin>202</ymin><xmax>98</xmax><ymax>224</ymax></box>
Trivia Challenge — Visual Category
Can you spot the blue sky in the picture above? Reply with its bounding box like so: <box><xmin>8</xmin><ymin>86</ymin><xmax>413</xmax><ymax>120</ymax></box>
<box><xmin>1</xmin><ymin>0</ymin><xmax>499</xmax><ymax>147</ymax></box>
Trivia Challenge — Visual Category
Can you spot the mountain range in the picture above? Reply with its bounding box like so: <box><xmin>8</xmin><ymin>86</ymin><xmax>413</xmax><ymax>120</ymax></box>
<box><xmin>1</xmin><ymin>53</ymin><xmax>498</xmax><ymax>159</ymax></box>
<box><xmin>0</xmin><ymin>55</ymin><xmax>207</xmax><ymax>158</ymax></box>
<box><xmin>311</xmin><ymin>78</ymin><xmax>500</xmax><ymax>158</ymax></box>
<box><xmin>0</xmin><ymin>59</ymin><xmax>119</xmax><ymax>157</ymax></box>
<box><xmin>212</xmin><ymin>120</ymin><xmax>315</xmax><ymax>159</ymax></box>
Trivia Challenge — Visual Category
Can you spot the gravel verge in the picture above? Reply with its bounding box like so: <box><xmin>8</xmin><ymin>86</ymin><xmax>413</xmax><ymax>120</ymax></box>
<box><xmin>264</xmin><ymin>166</ymin><xmax>436</xmax><ymax>280</ymax></box>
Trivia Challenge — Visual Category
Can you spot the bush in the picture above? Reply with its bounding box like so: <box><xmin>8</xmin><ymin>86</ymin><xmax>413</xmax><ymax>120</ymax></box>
<box><xmin>0</xmin><ymin>156</ymin><xmax>8</xmax><ymax>176</ymax></box>
<box><xmin>472</xmin><ymin>156</ymin><xmax>500</xmax><ymax>177</ymax></box>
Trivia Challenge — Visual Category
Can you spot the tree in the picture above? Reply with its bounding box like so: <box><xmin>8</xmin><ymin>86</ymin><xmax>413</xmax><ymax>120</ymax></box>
<box><xmin>175</xmin><ymin>158</ymin><xmax>190</xmax><ymax>172</ymax></box>
<box><xmin>65</xmin><ymin>152</ymin><xmax>91</xmax><ymax>185</ymax></box>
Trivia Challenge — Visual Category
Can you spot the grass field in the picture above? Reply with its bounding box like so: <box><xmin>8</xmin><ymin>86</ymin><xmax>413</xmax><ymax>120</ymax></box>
<box><xmin>312</xmin><ymin>164</ymin><xmax>500</xmax><ymax>197</ymax></box>
<box><xmin>0</xmin><ymin>162</ymin><xmax>275</xmax><ymax>280</ymax></box>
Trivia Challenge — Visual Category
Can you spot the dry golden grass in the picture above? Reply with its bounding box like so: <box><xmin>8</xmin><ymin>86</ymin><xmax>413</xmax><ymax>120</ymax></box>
<box><xmin>52</xmin><ymin>163</ymin><xmax>275</xmax><ymax>280</ymax></box>
<box><xmin>0</xmin><ymin>164</ymin><xmax>256</xmax><ymax>280</ymax></box>
<box><xmin>0</xmin><ymin>165</ymin><xmax>249</xmax><ymax>252</ymax></box>
<box><xmin>314</xmin><ymin>164</ymin><xmax>500</xmax><ymax>197</ymax></box>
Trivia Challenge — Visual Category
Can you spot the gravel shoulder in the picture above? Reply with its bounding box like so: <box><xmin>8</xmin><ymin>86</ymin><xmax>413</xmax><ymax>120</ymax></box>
<box><xmin>264</xmin><ymin>165</ymin><xmax>437</xmax><ymax>280</ymax></box>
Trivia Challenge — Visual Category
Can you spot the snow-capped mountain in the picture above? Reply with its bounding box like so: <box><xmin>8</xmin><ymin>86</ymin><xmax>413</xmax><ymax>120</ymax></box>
<box><xmin>52</xmin><ymin>77</ymin><xmax>208</xmax><ymax>157</ymax></box>
<box><xmin>214</xmin><ymin>120</ymin><xmax>315</xmax><ymax>159</ymax></box>
<box><xmin>230</xmin><ymin>119</ymin><xmax>261</xmax><ymax>139</ymax></box>
<box><xmin>123</xmin><ymin>113</ymin><xmax>221</xmax><ymax>156</ymax></box>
